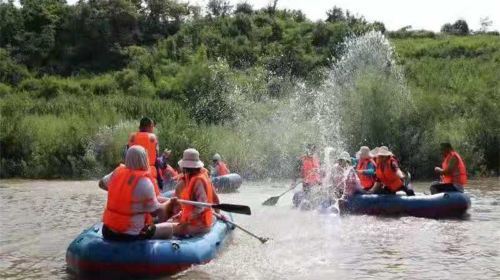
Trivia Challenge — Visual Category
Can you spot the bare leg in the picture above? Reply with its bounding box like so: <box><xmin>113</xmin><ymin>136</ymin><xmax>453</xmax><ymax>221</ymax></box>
<box><xmin>153</xmin><ymin>222</ymin><xmax>211</xmax><ymax>239</ymax></box>
<box><xmin>156</xmin><ymin>199</ymin><xmax>181</xmax><ymax>223</ymax></box>
<box><xmin>153</xmin><ymin>222</ymin><xmax>177</xmax><ymax>239</ymax></box>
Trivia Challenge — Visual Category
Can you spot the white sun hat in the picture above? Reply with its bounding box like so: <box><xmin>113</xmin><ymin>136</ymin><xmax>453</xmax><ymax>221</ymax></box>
<box><xmin>338</xmin><ymin>151</ymin><xmax>352</xmax><ymax>162</ymax></box>
<box><xmin>178</xmin><ymin>148</ymin><xmax>204</xmax><ymax>169</ymax></box>
<box><xmin>376</xmin><ymin>146</ymin><xmax>393</xmax><ymax>157</ymax></box>
<box><xmin>357</xmin><ymin>146</ymin><xmax>372</xmax><ymax>159</ymax></box>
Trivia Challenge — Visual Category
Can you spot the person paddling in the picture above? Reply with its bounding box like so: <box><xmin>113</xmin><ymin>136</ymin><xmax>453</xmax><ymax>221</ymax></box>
<box><xmin>292</xmin><ymin>144</ymin><xmax>321</xmax><ymax>192</ymax></box>
<box><xmin>175</xmin><ymin>148</ymin><xmax>221</xmax><ymax>236</ymax></box>
<box><xmin>355</xmin><ymin>146</ymin><xmax>377</xmax><ymax>191</ymax></box>
<box><xmin>431</xmin><ymin>143</ymin><xmax>467</xmax><ymax>194</ymax></box>
<box><xmin>211</xmin><ymin>153</ymin><xmax>230</xmax><ymax>178</ymax></box>
<box><xmin>99</xmin><ymin>146</ymin><xmax>182</xmax><ymax>241</ymax></box>
<box><xmin>369</xmin><ymin>146</ymin><xmax>414</xmax><ymax>196</ymax></box>
<box><xmin>127</xmin><ymin>117</ymin><xmax>162</xmax><ymax>191</ymax></box>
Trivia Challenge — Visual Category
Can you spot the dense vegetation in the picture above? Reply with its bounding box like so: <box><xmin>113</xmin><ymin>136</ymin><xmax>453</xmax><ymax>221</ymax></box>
<box><xmin>0</xmin><ymin>0</ymin><xmax>498</xmax><ymax>179</ymax></box>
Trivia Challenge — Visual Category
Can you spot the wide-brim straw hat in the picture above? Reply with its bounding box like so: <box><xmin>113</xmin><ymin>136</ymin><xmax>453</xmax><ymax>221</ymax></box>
<box><xmin>178</xmin><ymin>148</ymin><xmax>204</xmax><ymax>168</ymax></box>
<box><xmin>357</xmin><ymin>146</ymin><xmax>372</xmax><ymax>159</ymax></box>
<box><xmin>338</xmin><ymin>151</ymin><xmax>352</xmax><ymax>162</ymax></box>
<box><xmin>376</xmin><ymin>146</ymin><xmax>393</xmax><ymax>157</ymax></box>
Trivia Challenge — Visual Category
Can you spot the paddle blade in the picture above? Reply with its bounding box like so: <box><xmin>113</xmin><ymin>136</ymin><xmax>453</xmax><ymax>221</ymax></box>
<box><xmin>213</xmin><ymin>203</ymin><xmax>251</xmax><ymax>215</ymax></box>
<box><xmin>262</xmin><ymin>196</ymin><xmax>279</xmax><ymax>206</ymax></box>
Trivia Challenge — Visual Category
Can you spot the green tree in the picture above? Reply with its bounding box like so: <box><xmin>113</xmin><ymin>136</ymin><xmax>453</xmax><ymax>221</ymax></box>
<box><xmin>207</xmin><ymin>0</ymin><xmax>232</xmax><ymax>17</ymax></box>
<box><xmin>139</xmin><ymin>0</ymin><xmax>191</xmax><ymax>43</ymax></box>
<box><xmin>326</xmin><ymin>6</ymin><xmax>344</xmax><ymax>23</ymax></box>
<box><xmin>235</xmin><ymin>2</ymin><xmax>252</xmax><ymax>15</ymax></box>
<box><xmin>0</xmin><ymin>0</ymin><xmax>24</xmax><ymax>47</ymax></box>
<box><xmin>441</xmin><ymin>19</ymin><xmax>469</xmax><ymax>35</ymax></box>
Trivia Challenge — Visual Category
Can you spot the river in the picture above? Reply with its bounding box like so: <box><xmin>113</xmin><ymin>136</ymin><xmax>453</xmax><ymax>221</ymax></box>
<box><xmin>0</xmin><ymin>178</ymin><xmax>499</xmax><ymax>279</ymax></box>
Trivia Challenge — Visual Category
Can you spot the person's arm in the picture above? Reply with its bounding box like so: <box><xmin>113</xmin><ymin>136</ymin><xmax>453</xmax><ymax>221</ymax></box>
<box><xmin>98</xmin><ymin>172</ymin><xmax>113</xmax><ymax>191</ymax></box>
<box><xmin>133</xmin><ymin>178</ymin><xmax>162</xmax><ymax>217</ymax></box>
<box><xmin>212</xmin><ymin>188</ymin><xmax>221</xmax><ymax>213</ymax></box>
<box><xmin>361</xmin><ymin>162</ymin><xmax>376</xmax><ymax>176</ymax></box>
<box><xmin>396</xmin><ymin>168</ymin><xmax>406</xmax><ymax>180</ymax></box>
<box><xmin>391</xmin><ymin>160</ymin><xmax>406</xmax><ymax>180</ymax></box>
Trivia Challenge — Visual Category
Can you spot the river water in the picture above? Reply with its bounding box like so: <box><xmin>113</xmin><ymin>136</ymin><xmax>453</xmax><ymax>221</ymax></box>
<box><xmin>0</xmin><ymin>178</ymin><xmax>499</xmax><ymax>279</ymax></box>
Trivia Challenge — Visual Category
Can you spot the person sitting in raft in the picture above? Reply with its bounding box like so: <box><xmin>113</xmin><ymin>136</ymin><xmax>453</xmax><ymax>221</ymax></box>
<box><xmin>292</xmin><ymin>144</ymin><xmax>321</xmax><ymax>192</ymax></box>
<box><xmin>175</xmin><ymin>148</ymin><xmax>222</xmax><ymax>236</ymax></box>
<box><xmin>355</xmin><ymin>146</ymin><xmax>377</xmax><ymax>191</ymax></box>
<box><xmin>127</xmin><ymin>117</ymin><xmax>163</xmax><ymax>191</ymax></box>
<box><xmin>329</xmin><ymin>151</ymin><xmax>353</xmax><ymax>198</ymax></box>
<box><xmin>341</xmin><ymin>163</ymin><xmax>365</xmax><ymax>199</ymax></box>
<box><xmin>431</xmin><ymin>142</ymin><xmax>467</xmax><ymax>194</ymax></box>
<box><xmin>369</xmin><ymin>146</ymin><xmax>415</xmax><ymax>196</ymax></box>
<box><xmin>99</xmin><ymin>145</ymin><xmax>183</xmax><ymax>241</ymax></box>
<box><xmin>159</xmin><ymin>148</ymin><xmax>179</xmax><ymax>189</ymax></box>
<box><xmin>210</xmin><ymin>153</ymin><xmax>230</xmax><ymax>178</ymax></box>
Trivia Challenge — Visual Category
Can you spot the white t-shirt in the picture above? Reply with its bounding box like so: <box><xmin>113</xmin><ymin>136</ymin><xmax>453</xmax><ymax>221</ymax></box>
<box><xmin>102</xmin><ymin>172</ymin><xmax>161</xmax><ymax>235</ymax></box>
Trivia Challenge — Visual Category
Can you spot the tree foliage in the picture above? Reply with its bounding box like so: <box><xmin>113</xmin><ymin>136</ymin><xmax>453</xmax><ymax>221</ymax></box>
<box><xmin>0</xmin><ymin>2</ymin><xmax>498</xmax><ymax>179</ymax></box>
<box><xmin>441</xmin><ymin>19</ymin><xmax>470</xmax><ymax>35</ymax></box>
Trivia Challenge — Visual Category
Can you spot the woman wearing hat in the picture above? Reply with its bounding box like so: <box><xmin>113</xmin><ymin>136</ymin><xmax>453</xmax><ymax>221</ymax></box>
<box><xmin>370</xmin><ymin>147</ymin><xmax>415</xmax><ymax>196</ymax></box>
<box><xmin>210</xmin><ymin>153</ymin><xmax>230</xmax><ymax>178</ymax></box>
<box><xmin>331</xmin><ymin>151</ymin><xmax>366</xmax><ymax>198</ymax></box>
<box><xmin>355</xmin><ymin>146</ymin><xmax>377</xmax><ymax>190</ymax></box>
<box><xmin>176</xmin><ymin>148</ymin><xmax>221</xmax><ymax>236</ymax></box>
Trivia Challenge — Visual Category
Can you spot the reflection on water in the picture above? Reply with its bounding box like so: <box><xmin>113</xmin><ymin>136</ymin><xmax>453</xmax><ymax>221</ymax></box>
<box><xmin>0</xmin><ymin>178</ymin><xmax>499</xmax><ymax>279</ymax></box>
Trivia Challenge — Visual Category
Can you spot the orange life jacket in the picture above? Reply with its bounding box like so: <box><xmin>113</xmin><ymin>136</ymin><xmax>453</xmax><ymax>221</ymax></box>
<box><xmin>128</xmin><ymin>132</ymin><xmax>157</xmax><ymax>167</ymax></box>
<box><xmin>356</xmin><ymin>158</ymin><xmax>377</xmax><ymax>190</ymax></box>
<box><xmin>301</xmin><ymin>155</ymin><xmax>321</xmax><ymax>185</ymax></box>
<box><xmin>376</xmin><ymin>157</ymin><xmax>403</xmax><ymax>192</ymax></box>
<box><xmin>102</xmin><ymin>166</ymin><xmax>153</xmax><ymax>233</ymax></box>
<box><xmin>442</xmin><ymin>151</ymin><xmax>467</xmax><ymax>186</ymax></box>
<box><xmin>215</xmin><ymin>161</ymin><xmax>230</xmax><ymax>176</ymax></box>
<box><xmin>179</xmin><ymin>172</ymin><xmax>214</xmax><ymax>228</ymax></box>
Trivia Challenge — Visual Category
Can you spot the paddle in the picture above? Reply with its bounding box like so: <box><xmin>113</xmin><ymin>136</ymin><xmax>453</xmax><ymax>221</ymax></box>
<box><xmin>262</xmin><ymin>181</ymin><xmax>300</xmax><ymax>206</ymax></box>
<box><xmin>403</xmin><ymin>171</ymin><xmax>416</xmax><ymax>196</ymax></box>
<box><xmin>404</xmin><ymin>172</ymin><xmax>412</xmax><ymax>188</ymax></box>
<box><xmin>177</xmin><ymin>199</ymin><xmax>251</xmax><ymax>215</ymax></box>
<box><xmin>214</xmin><ymin>213</ymin><xmax>269</xmax><ymax>244</ymax></box>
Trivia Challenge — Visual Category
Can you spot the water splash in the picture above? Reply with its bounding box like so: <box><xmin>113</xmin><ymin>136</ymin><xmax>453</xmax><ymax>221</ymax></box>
<box><xmin>204</xmin><ymin>31</ymin><xmax>412</xmax><ymax>179</ymax></box>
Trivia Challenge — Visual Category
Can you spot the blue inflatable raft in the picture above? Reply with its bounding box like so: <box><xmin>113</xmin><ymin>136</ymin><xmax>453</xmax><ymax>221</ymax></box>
<box><xmin>338</xmin><ymin>192</ymin><xmax>471</xmax><ymax>218</ymax></box>
<box><xmin>66</xmin><ymin>220</ymin><xmax>233</xmax><ymax>277</ymax></box>
<box><xmin>212</xmin><ymin>173</ymin><xmax>242</xmax><ymax>192</ymax></box>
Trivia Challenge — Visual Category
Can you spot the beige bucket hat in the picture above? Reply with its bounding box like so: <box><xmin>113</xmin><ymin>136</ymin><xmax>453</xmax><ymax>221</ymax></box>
<box><xmin>376</xmin><ymin>146</ymin><xmax>393</xmax><ymax>157</ymax></box>
<box><xmin>357</xmin><ymin>146</ymin><xmax>372</xmax><ymax>159</ymax></box>
<box><xmin>178</xmin><ymin>148</ymin><xmax>204</xmax><ymax>168</ymax></box>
